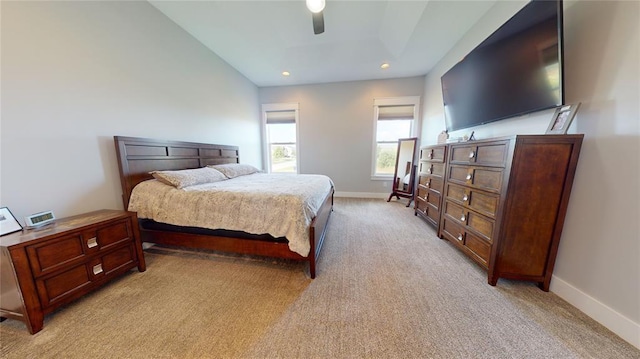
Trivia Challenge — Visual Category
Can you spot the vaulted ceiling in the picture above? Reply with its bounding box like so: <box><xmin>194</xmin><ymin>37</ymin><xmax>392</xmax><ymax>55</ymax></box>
<box><xmin>149</xmin><ymin>1</ymin><xmax>498</xmax><ymax>87</ymax></box>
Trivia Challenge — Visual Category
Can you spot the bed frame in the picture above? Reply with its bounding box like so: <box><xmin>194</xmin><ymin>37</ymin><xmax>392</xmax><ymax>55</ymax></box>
<box><xmin>114</xmin><ymin>136</ymin><xmax>333</xmax><ymax>278</ymax></box>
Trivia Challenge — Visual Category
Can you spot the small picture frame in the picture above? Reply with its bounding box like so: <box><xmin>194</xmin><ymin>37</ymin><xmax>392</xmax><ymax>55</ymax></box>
<box><xmin>0</xmin><ymin>207</ymin><xmax>23</xmax><ymax>236</ymax></box>
<box><xmin>546</xmin><ymin>102</ymin><xmax>581</xmax><ymax>134</ymax></box>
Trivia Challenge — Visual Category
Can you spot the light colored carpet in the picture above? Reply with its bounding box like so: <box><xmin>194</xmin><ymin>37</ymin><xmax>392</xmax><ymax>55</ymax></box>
<box><xmin>1</xmin><ymin>198</ymin><xmax>638</xmax><ymax>358</ymax></box>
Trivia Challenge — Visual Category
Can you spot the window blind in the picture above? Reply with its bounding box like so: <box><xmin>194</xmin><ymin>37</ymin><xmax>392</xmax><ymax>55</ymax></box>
<box><xmin>377</xmin><ymin>105</ymin><xmax>415</xmax><ymax>120</ymax></box>
<box><xmin>265</xmin><ymin>110</ymin><xmax>296</xmax><ymax>124</ymax></box>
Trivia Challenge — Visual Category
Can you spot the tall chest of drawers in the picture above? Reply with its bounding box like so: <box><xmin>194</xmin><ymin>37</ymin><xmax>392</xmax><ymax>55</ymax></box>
<box><xmin>0</xmin><ymin>210</ymin><xmax>146</xmax><ymax>334</ymax></box>
<box><xmin>439</xmin><ymin>135</ymin><xmax>583</xmax><ymax>291</ymax></box>
<box><xmin>415</xmin><ymin>144</ymin><xmax>447</xmax><ymax>229</ymax></box>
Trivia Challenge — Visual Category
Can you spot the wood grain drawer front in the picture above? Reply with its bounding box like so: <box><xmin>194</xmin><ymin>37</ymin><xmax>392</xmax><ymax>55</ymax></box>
<box><xmin>416</xmin><ymin>197</ymin><xmax>428</xmax><ymax>214</ymax></box>
<box><xmin>37</xmin><ymin>263</ymin><xmax>91</xmax><ymax>308</ymax></box>
<box><xmin>96</xmin><ymin>219</ymin><xmax>132</xmax><ymax>250</ymax></box>
<box><xmin>420</xmin><ymin>146</ymin><xmax>446</xmax><ymax>163</ymax></box>
<box><xmin>27</xmin><ymin>234</ymin><xmax>85</xmax><ymax>277</ymax></box>
<box><xmin>426</xmin><ymin>190</ymin><xmax>441</xmax><ymax>209</ymax></box>
<box><xmin>441</xmin><ymin>218</ymin><xmax>491</xmax><ymax>266</ymax></box>
<box><xmin>418</xmin><ymin>175</ymin><xmax>443</xmax><ymax>193</ymax></box>
<box><xmin>450</xmin><ymin>142</ymin><xmax>508</xmax><ymax>166</ymax></box>
<box><xmin>417</xmin><ymin>186</ymin><xmax>428</xmax><ymax>202</ymax></box>
<box><xmin>101</xmin><ymin>244</ymin><xmax>136</xmax><ymax>276</ymax></box>
<box><xmin>467</xmin><ymin>212</ymin><xmax>494</xmax><ymax>241</ymax></box>
<box><xmin>444</xmin><ymin>201</ymin><xmax>494</xmax><ymax>242</ymax></box>
<box><xmin>419</xmin><ymin>162</ymin><xmax>445</xmax><ymax>177</ymax></box>
<box><xmin>446</xmin><ymin>183</ymin><xmax>499</xmax><ymax>218</ymax></box>
<box><xmin>444</xmin><ymin>201</ymin><xmax>466</xmax><ymax>225</ymax></box>
<box><xmin>426</xmin><ymin>206</ymin><xmax>440</xmax><ymax>225</ymax></box>
<box><xmin>448</xmin><ymin>166</ymin><xmax>503</xmax><ymax>193</ymax></box>
<box><xmin>441</xmin><ymin>217</ymin><xmax>466</xmax><ymax>245</ymax></box>
<box><xmin>465</xmin><ymin>232</ymin><xmax>491</xmax><ymax>265</ymax></box>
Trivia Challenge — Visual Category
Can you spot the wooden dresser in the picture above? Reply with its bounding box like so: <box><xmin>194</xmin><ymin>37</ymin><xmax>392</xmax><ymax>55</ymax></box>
<box><xmin>0</xmin><ymin>210</ymin><xmax>146</xmax><ymax>334</ymax></box>
<box><xmin>414</xmin><ymin>144</ymin><xmax>447</xmax><ymax>229</ymax></box>
<box><xmin>439</xmin><ymin>135</ymin><xmax>583</xmax><ymax>291</ymax></box>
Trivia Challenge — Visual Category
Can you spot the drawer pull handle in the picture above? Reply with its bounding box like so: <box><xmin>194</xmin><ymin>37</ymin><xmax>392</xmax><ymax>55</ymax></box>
<box><xmin>426</xmin><ymin>181</ymin><xmax>430</xmax><ymax>187</ymax></box>
<box><xmin>428</xmin><ymin>166</ymin><xmax>433</xmax><ymax>174</ymax></box>
<box><xmin>428</xmin><ymin>151</ymin><xmax>433</xmax><ymax>159</ymax></box>
<box><xmin>460</xmin><ymin>215</ymin><xmax>466</xmax><ymax>222</ymax></box>
<box><xmin>87</xmin><ymin>237</ymin><xmax>98</xmax><ymax>248</ymax></box>
<box><xmin>465</xmin><ymin>174</ymin><xmax>473</xmax><ymax>181</ymax></box>
<box><xmin>462</xmin><ymin>195</ymin><xmax>469</xmax><ymax>201</ymax></box>
<box><xmin>469</xmin><ymin>151</ymin><xmax>475</xmax><ymax>159</ymax></box>
<box><xmin>93</xmin><ymin>263</ymin><xmax>103</xmax><ymax>275</ymax></box>
<box><xmin>457</xmin><ymin>234</ymin><xmax>464</xmax><ymax>242</ymax></box>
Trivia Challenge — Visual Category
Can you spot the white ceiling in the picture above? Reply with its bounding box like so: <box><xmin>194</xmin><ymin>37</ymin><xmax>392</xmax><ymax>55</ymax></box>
<box><xmin>149</xmin><ymin>0</ymin><xmax>498</xmax><ymax>87</ymax></box>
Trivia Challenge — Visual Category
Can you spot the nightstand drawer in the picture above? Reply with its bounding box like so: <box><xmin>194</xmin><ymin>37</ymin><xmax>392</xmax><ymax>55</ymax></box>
<box><xmin>27</xmin><ymin>234</ymin><xmax>86</xmax><ymax>277</ymax></box>
<box><xmin>37</xmin><ymin>262</ymin><xmax>91</xmax><ymax>308</ymax></box>
<box><xmin>96</xmin><ymin>219</ymin><xmax>133</xmax><ymax>250</ymax></box>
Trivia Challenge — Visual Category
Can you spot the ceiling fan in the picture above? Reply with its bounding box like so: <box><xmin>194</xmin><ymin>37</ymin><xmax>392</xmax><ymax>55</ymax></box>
<box><xmin>306</xmin><ymin>0</ymin><xmax>325</xmax><ymax>35</ymax></box>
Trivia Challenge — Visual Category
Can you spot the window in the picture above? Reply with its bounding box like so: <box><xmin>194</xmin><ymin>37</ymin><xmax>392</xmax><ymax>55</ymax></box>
<box><xmin>372</xmin><ymin>97</ymin><xmax>420</xmax><ymax>179</ymax></box>
<box><xmin>262</xmin><ymin>103</ymin><xmax>299</xmax><ymax>174</ymax></box>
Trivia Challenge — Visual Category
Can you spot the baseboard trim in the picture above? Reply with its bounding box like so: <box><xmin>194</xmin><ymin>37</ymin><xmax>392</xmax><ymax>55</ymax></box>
<box><xmin>550</xmin><ymin>275</ymin><xmax>640</xmax><ymax>349</ymax></box>
<box><xmin>334</xmin><ymin>191</ymin><xmax>388</xmax><ymax>199</ymax></box>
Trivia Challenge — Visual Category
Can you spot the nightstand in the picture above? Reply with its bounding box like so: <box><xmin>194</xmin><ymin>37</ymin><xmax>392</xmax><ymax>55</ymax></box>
<box><xmin>0</xmin><ymin>210</ymin><xmax>146</xmax><ymax>334</ymax></box>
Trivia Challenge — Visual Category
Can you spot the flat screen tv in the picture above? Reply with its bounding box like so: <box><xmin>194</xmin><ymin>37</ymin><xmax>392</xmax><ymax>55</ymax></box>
<box><xmin>441</xmin><ymin>0</ymin><xmax>564</xmax><ymax>132</ymax></box>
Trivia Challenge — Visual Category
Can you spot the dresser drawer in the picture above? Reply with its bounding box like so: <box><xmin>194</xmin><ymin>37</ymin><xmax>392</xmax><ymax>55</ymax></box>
<box><xmin>420</xmin><ymin>146</ymin><xmax>446</xmax><ymax>163</ymax></box>
<box><xmin>445</xmin><ymin>183</ymin><xmax>499</xmax><ymax>218</ymax></box>
<box><xmin>444</xmin><ymin>201</ymin><xmax>494</xmax><ymax>241</ymax></box>
<box><xmin>450</xmin><ymin>141</ymin><xmax>508</xmax><ymax>166</ymax></box>
<box><xmin>418</xmin><ymin>175</ymin><xmax>443</xmax><ymax>193</ymax></box>
<box><xmin>419</xmin><ymin>162</ymin><xmax>445</xmax><ymax>177</ymax></box>
<box><xmin>448</xmin><ymin>166</ymin><xmax>504</xmax><ymax>193</ymax></box>
<box><xmin>465</xmin><ymin>231</ymin><xmax>491</xmax><ymax>265</ymax></box>
<box><xmin>441</xmin><ymin>218</ymin><xmax>491</xmax><ymax>266</ymax></box>
<box><xmin>416</xmin><ymin>198</ymin><xmax>440</xmax><ymax>227</ymax></box>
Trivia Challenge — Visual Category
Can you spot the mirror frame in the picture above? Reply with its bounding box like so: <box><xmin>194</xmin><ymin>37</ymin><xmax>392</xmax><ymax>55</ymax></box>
<box><xmin>387</xmin><ymin>137</ymin><xmax>418</xmax><ymax>207</ymax></box>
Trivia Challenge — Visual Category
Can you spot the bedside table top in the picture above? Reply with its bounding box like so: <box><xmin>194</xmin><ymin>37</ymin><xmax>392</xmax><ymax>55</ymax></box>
<box><xmin>0</xmin><ymin>209</ymin><xmax>133</xmax><ymax>248</ymax></box>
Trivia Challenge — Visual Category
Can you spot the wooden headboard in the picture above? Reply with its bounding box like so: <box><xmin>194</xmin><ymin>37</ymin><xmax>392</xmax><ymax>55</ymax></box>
<box><xmin>114</xmin><ymin>136</ymin><xmax>239</xmax><ymax>209</ymax></box>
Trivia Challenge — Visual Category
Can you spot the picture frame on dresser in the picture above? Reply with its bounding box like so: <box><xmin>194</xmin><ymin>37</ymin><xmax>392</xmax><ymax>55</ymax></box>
<box><xmin>0</xmin><ymin>207</ymin><xmax>22</xmax><ymax>236</ymax></box>
<box><xmin>546</xmin><ymin>103</ymin><xmax>581</xmax><ymax>134</ymax></box>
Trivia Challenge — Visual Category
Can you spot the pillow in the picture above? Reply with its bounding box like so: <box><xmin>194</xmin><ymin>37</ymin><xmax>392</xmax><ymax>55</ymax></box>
<box><xmin>208</xmin><ymin>163</ymin><xmax>260</xmax><ymax>179</ymax></box>
<box><xmin>150</xmin><ymin>167</ymin><xmax>227</xmax><ymax>189</ymax></box>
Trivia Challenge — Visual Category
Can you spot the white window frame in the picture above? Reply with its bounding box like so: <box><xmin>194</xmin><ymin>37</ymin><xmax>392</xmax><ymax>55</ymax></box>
<box><xmin>261</xmin><ymin>103</ymin><xmax>300</xmax><ymax>174</ymax></box>
<box><xmin>371</xmin><ymin>96</ymin><xmax>420</xmax><ymax>180</ymax></box>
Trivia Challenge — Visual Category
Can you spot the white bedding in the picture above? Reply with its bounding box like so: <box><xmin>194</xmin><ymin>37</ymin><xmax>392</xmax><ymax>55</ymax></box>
<box><xmin>128</xmin><ymin>173</ymin><xmax>333</xmax><ymax>257</ymax></box>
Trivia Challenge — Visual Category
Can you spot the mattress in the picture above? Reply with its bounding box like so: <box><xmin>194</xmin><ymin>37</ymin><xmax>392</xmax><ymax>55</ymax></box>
<box><xmin>128</xmin><ymin>173</ymin><xmax>334</xmax><ymax>256</ymax></box>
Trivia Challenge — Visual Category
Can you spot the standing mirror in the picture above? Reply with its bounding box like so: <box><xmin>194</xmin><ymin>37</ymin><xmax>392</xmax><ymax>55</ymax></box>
<box><xmin>387</xmin><ymin>137</ymin><xmax>418</xmax><ymax>207</ymax></box>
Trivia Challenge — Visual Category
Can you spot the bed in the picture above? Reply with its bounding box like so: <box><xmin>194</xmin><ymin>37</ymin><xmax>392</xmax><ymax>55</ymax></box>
<box><xmin>114</xmin><ymin>136</ymin><xmax>334</xmax><ymax>278</ymax></box>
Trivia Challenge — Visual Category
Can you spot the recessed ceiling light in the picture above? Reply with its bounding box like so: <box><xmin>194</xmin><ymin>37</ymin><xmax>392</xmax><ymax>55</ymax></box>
<box><xmin>282</xmin><ymin>71</ymin><xmax>290</xmax><ymax>76</ymax></box>
<box><xmin>380</xmin><ymin>63</ymin><xmax>390</xmax><ymax>69</ymax></box>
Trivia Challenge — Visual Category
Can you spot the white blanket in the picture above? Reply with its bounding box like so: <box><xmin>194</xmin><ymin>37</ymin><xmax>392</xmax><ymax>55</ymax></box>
<box><xmin>128</xmin><ymin>173</ymin><xmax>333</xmax><ymax>257</ymax></box>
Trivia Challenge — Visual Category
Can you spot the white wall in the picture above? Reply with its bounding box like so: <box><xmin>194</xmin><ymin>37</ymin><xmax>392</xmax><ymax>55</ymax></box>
<box><xmin>0</xmin><ymin>1</ymin><xmax>261</xmax><ymax>221</ymax></box>
<box><xmin>259</xmin><ymin>77</ymin><xmax>425</xmax><ymax>196</ymax></box>
<box><xmin>420</xmin><ymin>0</ymin><xmax>639</xmax><ymax>348</ymax></box>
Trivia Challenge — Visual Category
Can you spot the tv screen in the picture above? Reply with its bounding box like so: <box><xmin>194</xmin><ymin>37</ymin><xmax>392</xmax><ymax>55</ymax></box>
<box><xmin>442</xmin><ymin>0</ymin><xmax>564</xmax><ymax>132</ymax></box>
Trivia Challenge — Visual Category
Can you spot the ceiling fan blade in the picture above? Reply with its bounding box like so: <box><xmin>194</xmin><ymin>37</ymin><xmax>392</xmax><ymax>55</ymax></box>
<box><xmin>312</xmin><ymin>11</ymin><xmax>324</xmax><ymax>35</ymax></box>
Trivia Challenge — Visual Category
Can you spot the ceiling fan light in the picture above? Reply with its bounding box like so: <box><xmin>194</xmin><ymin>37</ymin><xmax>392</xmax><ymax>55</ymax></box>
<box><xmin>306</xmin><ymin>0</ymin><xmax>325</xmax><ymax>14</ymax></box>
